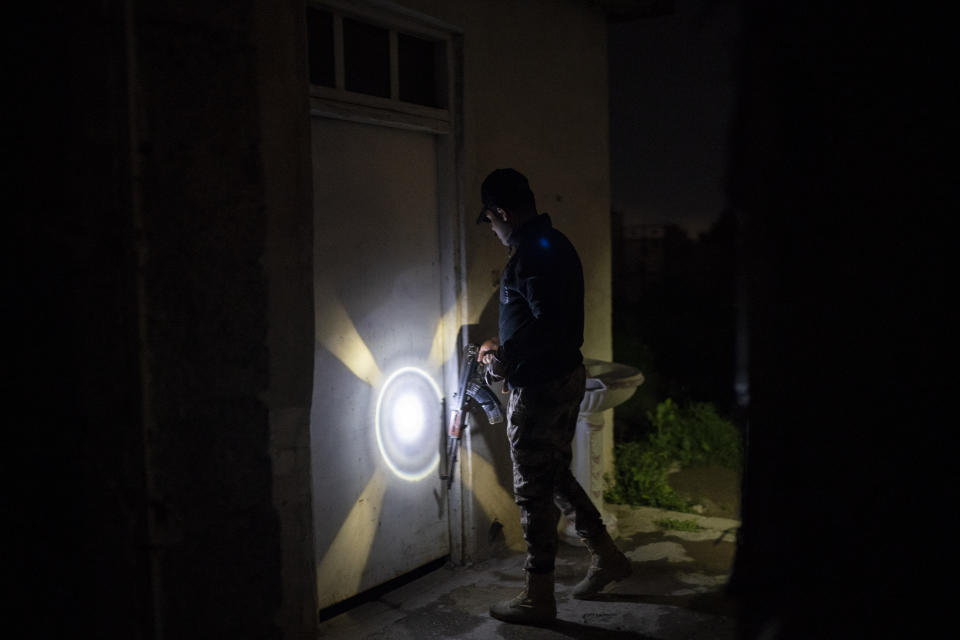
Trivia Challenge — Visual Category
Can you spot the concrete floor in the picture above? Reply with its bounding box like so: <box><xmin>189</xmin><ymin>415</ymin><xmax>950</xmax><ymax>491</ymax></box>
<box><xmin>317</xmin><ymin>491</ymin><xmax>742</xmax><ymax>639</ymax></box>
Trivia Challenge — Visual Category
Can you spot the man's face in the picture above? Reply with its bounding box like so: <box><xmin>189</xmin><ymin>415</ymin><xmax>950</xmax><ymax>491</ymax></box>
<box><xmin>483</xmin><ymin>207</ymin><xmax>513</xmax><ymax>247</ymax></box>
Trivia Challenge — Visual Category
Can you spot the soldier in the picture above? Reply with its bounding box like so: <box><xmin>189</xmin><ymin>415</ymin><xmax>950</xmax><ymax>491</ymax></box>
<box><xmin>476</xmin><ymin>168</ymin><xmax>631</xmax><ymax>625</ymax></box>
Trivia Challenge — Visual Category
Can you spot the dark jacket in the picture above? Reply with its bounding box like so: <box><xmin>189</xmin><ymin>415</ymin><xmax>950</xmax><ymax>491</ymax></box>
<box><xmin>498</xmin><ymin>214</ymin><xmax>584</xmax><ymax>387</ymax></box>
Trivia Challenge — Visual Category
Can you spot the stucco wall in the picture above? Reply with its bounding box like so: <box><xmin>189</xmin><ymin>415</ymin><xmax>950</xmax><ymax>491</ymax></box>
<box><xmin>133</xmin><ymin>3</ymin><xmax>285</xmax><ymax>637</ymax></box>
<box><xmin>254</xmin><ymin>0</ymin><xmax>318</xmax><ymax>635</ymax></box>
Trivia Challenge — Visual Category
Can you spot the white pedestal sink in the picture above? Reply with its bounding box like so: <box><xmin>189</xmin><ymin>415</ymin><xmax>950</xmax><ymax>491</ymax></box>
<box><xmin>562</xmin><ymin>359</ymin><xmax>644</xmax><ymax>544</ymax></box>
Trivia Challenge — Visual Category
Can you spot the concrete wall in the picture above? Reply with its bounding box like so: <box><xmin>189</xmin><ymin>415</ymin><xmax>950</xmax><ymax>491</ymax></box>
<box><xmin>254</xmin><ymin>1</ymin><xmax>319</xmax><ymax>635</ymax></box>
<box><xmin>10</xmin><ymin>1</ymin><xmax>315</xmax><ymax>638</ymax></box>
<box><xmin>131</xmin><ymin>2</ymin><xmax>292</xmax><ymax>637</ymax></box>
<box><xmin>9</xmin><ymin>4</ymin><xmax>154</xmax><ymax>637</ymax></box>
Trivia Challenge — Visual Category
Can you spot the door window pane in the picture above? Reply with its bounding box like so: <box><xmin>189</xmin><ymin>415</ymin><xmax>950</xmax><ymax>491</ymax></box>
<box><xmin>343</xmin><ymin>18</ymin><xmax>390</xmax><ymax>98</ymax></box>
<box><xmin>306</xmin><ymin>7</ymin><xmax>335</xmax><ymax>88</ymax></box>
<box><xmin>398</xmin><ymin>33</ymin><xmax>446</xmax><ymax>108</ymax></box>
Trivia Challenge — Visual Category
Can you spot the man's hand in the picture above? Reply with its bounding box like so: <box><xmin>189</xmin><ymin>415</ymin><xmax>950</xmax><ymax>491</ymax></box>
<box><xmin>477</xmin><ymin>337</ymin><xmax>508</xmax><ymax>386</ymax></box>
<box><xmin>478</xmin><ymin>338</ymin><xmax>500</xmax><ymax>365</ymax></box>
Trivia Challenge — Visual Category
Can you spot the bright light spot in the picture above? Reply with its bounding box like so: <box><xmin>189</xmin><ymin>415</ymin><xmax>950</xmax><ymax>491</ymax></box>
<box><xmin>375</xmin><ymin>367</ymin><xmax>442</xmax><ymax>481</ymax></box>
<box><xmin>392</xmin><ymin>393</ymin><xmax>424</xmax><ymax>443</ymax></box>
<box><xmin>427</xmin><ymin>298</ymin><xmax>463</xmax><ymax>369</ymax></box>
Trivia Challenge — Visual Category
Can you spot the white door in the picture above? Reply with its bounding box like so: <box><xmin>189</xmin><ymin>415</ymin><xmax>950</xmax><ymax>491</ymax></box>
<box><xmin>310</xmin><ymin>117</ymin><xmax>450</xmax><ymax>609</ymax></box>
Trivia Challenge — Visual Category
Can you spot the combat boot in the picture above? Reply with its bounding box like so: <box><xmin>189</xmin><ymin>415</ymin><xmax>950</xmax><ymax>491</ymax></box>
<box><xmin>489</xmin><ymin>570</ymin><xmax>556</xmax><ymax>625</ymax></box>
<box><xmin>572</xmin><ymin>529</ymin><xmax>632</xmax><ymax>598</ymax></box>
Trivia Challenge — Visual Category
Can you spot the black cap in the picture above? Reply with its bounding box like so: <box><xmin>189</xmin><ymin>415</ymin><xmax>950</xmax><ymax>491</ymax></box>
<box><xmin>477</xmin><ymin>168</ymin><xmax>536</xmax><ymax>224</ymax></box>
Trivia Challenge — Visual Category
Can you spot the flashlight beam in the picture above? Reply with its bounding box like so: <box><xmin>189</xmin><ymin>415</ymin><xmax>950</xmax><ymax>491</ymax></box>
<box><xmin>427</xmin><ymin>299</ymin><xmax>459</xmax><ymax>370</ymax></box>
<box><xmin>315</xmin><ymin>280</ymin><xmax>382</xmax><ymax>387</ymax></box>
<box><xmin>316</xmin><ymin>467</ymin><xmax>389</xmax><ymax>604</ymax></box>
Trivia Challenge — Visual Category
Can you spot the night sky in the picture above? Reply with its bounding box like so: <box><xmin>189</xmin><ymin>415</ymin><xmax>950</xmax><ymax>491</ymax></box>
<box><xmin>609</xmin><ymin>0</ymin><xmax>740</xmax><ymax>237</ymax></box>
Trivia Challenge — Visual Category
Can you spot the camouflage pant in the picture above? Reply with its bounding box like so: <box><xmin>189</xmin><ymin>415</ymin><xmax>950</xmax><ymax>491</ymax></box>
<box><xmin>507</xmin><ymin>364</ymin><xmax>604</xmax><ymax>574</ymax></box>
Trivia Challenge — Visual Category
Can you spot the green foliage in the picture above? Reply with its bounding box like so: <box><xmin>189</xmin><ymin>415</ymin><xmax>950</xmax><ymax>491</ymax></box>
<box><xmin>655</xmin><ymin>518</ymin><xmax>705</xmax><ymax>532</ymax></box>
<box><xmin>647</xmin><ymin>398</ymin><xmax>743</xmax><ymax>470</ymax></box>
<box><xmin>603</xmin><ymin>441</ymin><xmax>690</xmax><ymax>511</ymax></box>
<box><xmin>605</xmin><ymin>398</ymin><xmax>743</xmax><ymax>509</ymax></box>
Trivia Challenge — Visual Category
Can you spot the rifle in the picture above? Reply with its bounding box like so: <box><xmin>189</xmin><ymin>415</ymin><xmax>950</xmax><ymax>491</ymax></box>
<box><xmin>440</xmin><ymin>343</ymin><xmax>504</xmax><ymax>488</ymax></box>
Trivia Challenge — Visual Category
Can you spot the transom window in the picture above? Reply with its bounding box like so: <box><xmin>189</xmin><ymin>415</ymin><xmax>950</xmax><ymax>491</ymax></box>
<box><xmin>306</xmin><ymin>1</ymin><xmax>454</xmax><ymax>133</ymax></box>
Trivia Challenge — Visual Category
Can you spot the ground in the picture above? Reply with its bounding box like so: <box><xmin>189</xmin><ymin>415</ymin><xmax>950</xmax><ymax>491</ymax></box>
<box><xmin>667</xmin><ymin>464</ymin><xmax>741</xmax><ymax>520</ymax></box>
<box><xmin>317</xmin><ymin>465</ymin><xmax>742</xmax><ymax>639</ymax></box>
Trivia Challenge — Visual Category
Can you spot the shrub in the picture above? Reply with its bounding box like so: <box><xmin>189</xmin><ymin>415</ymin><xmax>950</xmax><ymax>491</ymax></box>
<box><xmin>603</xmin><ymin>441</ymin><xmax>690</xmax><ymax>511</ymax></box>
<box><xmin>648</xmin><ymin>398</ymin><xmax>743</xmax><ymax>470</ymax></box>
<box><xmin>655</xmin><ymin>518</ymin><xmax>705</xmax><ymax>532</ymax></box>
<box><xmin>605</xmin><ymin>398</ymin><xmax>742</xmax><ymax>509</ymax></box>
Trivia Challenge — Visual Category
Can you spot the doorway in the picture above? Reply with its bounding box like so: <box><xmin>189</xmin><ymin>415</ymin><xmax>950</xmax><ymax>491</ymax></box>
<box><xmin>310</xmin><ymin>117</ymin><xmax>453</xmax><ymax>609</ymax></box>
